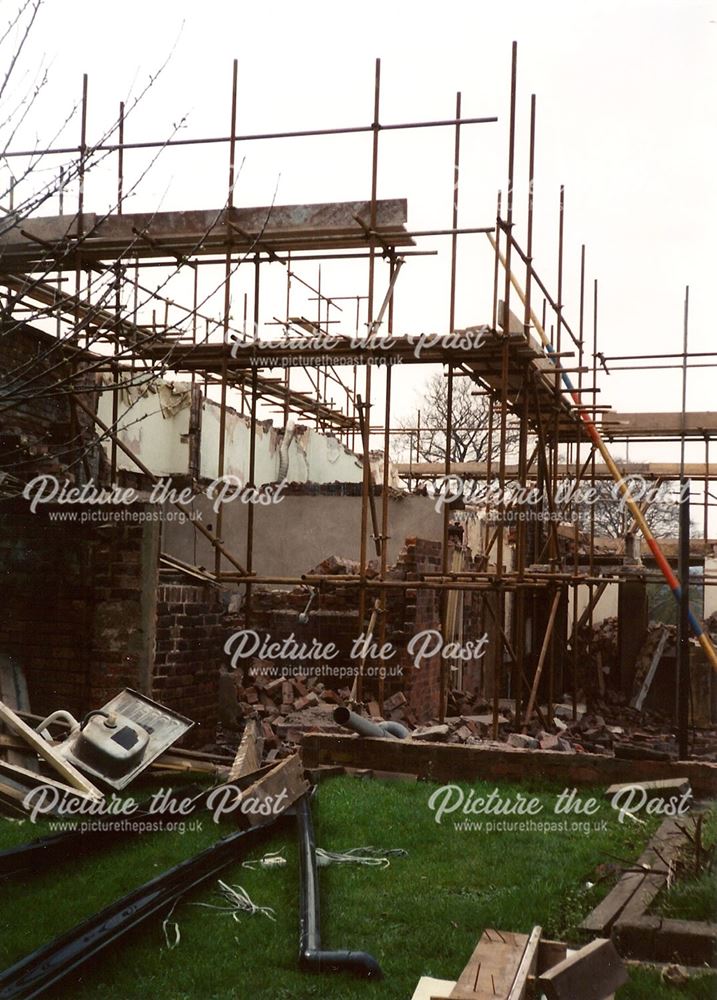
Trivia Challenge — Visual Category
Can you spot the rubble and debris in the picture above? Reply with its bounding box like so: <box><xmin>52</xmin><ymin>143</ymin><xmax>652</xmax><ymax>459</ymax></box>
<box><xmin>216</xmin><ymin>652</ymin><xmax>717</xmax><ymax>770</ymax></box>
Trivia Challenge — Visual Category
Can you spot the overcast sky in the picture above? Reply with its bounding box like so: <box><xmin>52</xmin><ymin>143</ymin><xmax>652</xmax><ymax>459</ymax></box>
<box><xmin>7</xmin><ymin>0</ymin><xmax>717</xmax><ymax>488</ymax></box>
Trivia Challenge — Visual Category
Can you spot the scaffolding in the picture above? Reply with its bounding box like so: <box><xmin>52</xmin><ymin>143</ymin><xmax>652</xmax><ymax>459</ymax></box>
<box><xmin>2</xmin><ymin>43</ymin><xmax>716</xmax><ymax>747</ymax></box>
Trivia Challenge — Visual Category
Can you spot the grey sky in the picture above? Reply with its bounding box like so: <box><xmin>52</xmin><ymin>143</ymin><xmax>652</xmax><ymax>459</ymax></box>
<box><xmin>7</xmin><ymin>0</ymin><xmax>716</xmax><ymax>483</ymax></box>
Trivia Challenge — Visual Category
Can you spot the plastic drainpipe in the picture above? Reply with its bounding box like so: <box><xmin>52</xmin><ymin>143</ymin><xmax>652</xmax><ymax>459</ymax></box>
<box><xmin>332</xmin><ymin>706</ymin><xmax>409</xmax><ymax>740</ymax></box>
<box><xmin>296</xmin><ymin>794</ymin><xmax>383</xmax><ymax>979</ymax></box>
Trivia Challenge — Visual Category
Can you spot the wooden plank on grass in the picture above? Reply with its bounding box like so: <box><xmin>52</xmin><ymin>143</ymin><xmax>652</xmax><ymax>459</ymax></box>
<box><xmin>580</xmin><ymin>868</ymin><xmax>646</xmax><ymax>935</ymax></box>
<box><xmin>234</xmin><ymin>754</ymin><xmax>309</xmax><ymax>828</ymax></box>
<box><xmin>582</xmin><ymin>816</ymin><xmax>686</xmax><ymax>934</ymax></box>
<box><xmin>604</xmin><ymin>777</ymin><xmax>691</xmax><ymax>804</ymax></box>
<box><xmin>506</xmin><ymin>926</ymin><xmax>542</xmax><ymax>999</ymax></box>
<box><xmin>0</xmin><ymin>759</ymin><xmax>96</xmax><ymax>800</ymax></box>
<box><xmin>538</xmin><ymin>938</ymin><xmax>628</xmax><ymax>1000</ymax></box>
<box><xmin>619</xmin><ymin>818</ymin><xmax>688</xmax><ymax>920</ymax></box>
<box><xmin>228</xmin><ymin>719</ymin><xmax>262</xmax><ymax>781</ymax></box>
<box><xmin>448</xmin><ymin>929</ymin><xmax>529</xmax><ymax>999</ymax></box>
<box><xmin>0</xmin><ymin>699</ymin><xmax>102</xmax><ymax>799</ymax></box>
<box><xmin>411</xmin><ymin>976</ymin><xmax>456</xmax><ymax>999</ymax></box>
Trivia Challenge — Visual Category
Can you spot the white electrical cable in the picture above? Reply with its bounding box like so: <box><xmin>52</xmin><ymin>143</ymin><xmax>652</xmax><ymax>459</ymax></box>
<box><xmin>162</xmin><ymin>899</ymin><xmax>182</xmax><ymax>950</ymax></box>
<box><xmin>161</xmin><ymin>880</ymin><xmax>276</xmax><ymax>950</ymax></box>
<box><xmin>192</xmin><ymin>881</ymin><xmax>276</xmax><ymax>922</ymax></box>
<box><xmin>241</xmin><ymin>851</ymin><xmax>287</xmax><ymax>870</ymax></box>
<box><xmin>315</xmin><ymin>846</ymin><xmax>408</xmax><ymax>869</ymax></box>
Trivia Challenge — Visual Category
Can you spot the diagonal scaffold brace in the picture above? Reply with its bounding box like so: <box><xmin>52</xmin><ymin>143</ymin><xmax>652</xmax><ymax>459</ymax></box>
<box><xmin>489</xmin><ymin>232</ymin><xmax>717</xmax><ymax>675</ymax></box>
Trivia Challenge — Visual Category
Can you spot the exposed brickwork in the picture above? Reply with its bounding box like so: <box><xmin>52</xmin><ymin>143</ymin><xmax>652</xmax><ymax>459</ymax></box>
<box><xmin>87</xmin><ymin>516</ymin><xmax>154</xmax><ymax>709</ymax></box>
<box><xmin>241</xmin><ymin>537</ymin><xmax>485</xmax><ymax>724</ymax></box>
<box><xmin>153</xmin><ymin>579</ymin><xmax>225</xmax><ymax>741</ymax></box>
<box><xmin>247</xmin><ymin>581</ymin><xmax>361</xmax><ymax>687</ymax></box>
<box><xmin>0</xmin><ymin>504</ymin><xmax>150</xmax><ymax>718</ymax></box>
<box><xmin>0</xmin><ymin>507</ymin><xmax>89</xmax><ymax>715</ymax></box>
<box><xmin>390</xmin><ymin>537</ymin><xmax>443</xmax><ymax>720</ymax></box>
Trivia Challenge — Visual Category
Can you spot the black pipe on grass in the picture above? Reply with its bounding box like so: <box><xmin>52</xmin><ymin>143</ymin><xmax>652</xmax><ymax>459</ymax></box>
<box><xmin>0</xmin><ymin>816</ymin><xmax>286</xmax><ymax>999</ymax></box>
<box><xmin>296</xmin><ymin>794</ymin><xmax>382</xmax><ymax>979</ymax></box>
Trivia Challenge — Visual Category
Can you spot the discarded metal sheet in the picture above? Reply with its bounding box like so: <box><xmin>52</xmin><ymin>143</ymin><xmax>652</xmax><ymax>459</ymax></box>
<box><xmin>56</xmin><ymin>688</ymin><xmax>193</xmax><ymax>790</ymax></box>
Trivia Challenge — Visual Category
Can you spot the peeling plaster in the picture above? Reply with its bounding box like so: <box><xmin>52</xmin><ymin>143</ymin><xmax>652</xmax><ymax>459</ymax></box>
<box><xmin>98</xmin><ymin>376</ymin><xmax>364</xmax><ymax>486</ymax></box>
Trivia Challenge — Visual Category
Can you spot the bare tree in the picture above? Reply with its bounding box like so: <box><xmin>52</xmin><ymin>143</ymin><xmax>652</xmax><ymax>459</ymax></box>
<box><xmin>396</xmin><ymin>371</ymin><xmax>520</xmax><ymax>466</ymax></box>
<box><xmin>565</xmin><ymin>476</ymin><xmax>681</xmax><ymax>539</ymax></box>
<box><xmin>0</xmin><ymin>1</ymin><xmax>197</xmax><ymax>494</ymax></box>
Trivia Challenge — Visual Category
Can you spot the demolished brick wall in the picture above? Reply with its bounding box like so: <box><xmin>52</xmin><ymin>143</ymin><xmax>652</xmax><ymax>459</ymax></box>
<box><xmin>249</xmin><ymin>558</ymin><xmax>361</xmax><ymax>680</ymax></box>
<box><xmin>389</xmin><ymin>537</ymin><xmax>483</xmax><ymax>720</ymax></box>
<box><xmin>0</xmin><ymin>501</ymin><xmax>225</xmax><ymax>739</ymax></box>
<box><xmin>0</xmin><ymin>504</ymin><xmax>154</xmax><ymax>718</ymax></box>
<box><xmin>153</xmin><ymin>579</ymin><xmax>225</xmax><ymax>741</ymax></box>
<box><xmin>237</xmin><ymin>537</ymin><xmax>484</xmax><ymax>724</ymax></box>
<box><xmin>390</xmin><ymin>537</ymin><xmax>443</xmax><ymax>720</ymax></box>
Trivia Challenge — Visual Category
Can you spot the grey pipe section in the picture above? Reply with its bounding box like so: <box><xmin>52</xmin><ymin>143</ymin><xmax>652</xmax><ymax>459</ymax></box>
<box><xmin>333</xmin><ymin>706</ymin><xmax>409</xmax><ymax>740</ymax></box>
<box><xmin>378</xmin><ymin>720</ymin><xmax>410</xmax><ymax>739</ymax></box>
<box><xmin>297</xmin><ymin>794</ymin><xmax>383</xmax><ymax>979</ymax></box>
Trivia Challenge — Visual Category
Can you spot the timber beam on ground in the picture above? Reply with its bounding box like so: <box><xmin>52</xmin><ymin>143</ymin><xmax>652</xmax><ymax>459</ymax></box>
<box><xmin>301</xmin><ymin>734</ymin><xmax>717</xmax><ymax>798</ymax></box>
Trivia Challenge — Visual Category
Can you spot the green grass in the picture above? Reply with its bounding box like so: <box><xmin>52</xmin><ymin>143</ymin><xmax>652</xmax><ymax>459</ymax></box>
<box><xmin>654</xmin><ymin>806</ymin><xmax>717</xmax><ymax>924</ymax></box>
<box><xmin>619</xmin><ymin>967</ymin><xmax>716</xmax><ymax>999</ymax></box>
<box><xmin>0</xmin><ymin>775</ymin><xmax>706</xmax><ymax>999</ymax></box>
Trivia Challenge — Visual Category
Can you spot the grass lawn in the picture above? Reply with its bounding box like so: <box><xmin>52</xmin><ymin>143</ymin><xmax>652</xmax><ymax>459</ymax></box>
<box><xmin>652</xmin><ymin>806</ymin><xmax>717</xmax><ymax>928</ymax></box>
<box><xmin>0</xmin><ymin>775</ymin><xmax>713</xmax><ymax>999</ymax></box>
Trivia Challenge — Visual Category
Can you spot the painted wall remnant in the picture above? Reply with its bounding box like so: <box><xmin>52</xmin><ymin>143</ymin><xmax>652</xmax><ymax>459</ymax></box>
<box><xmin>97</xmin><ymin>376</ymin><xmax>364</xmax><ymax>485</ymax></box>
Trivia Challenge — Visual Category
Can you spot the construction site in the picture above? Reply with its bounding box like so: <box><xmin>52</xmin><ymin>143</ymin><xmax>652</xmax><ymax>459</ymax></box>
<box><xmin>0</xmin><ymin>3</ymin><xmax>715</xmax><ymax>998</ymax></box>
